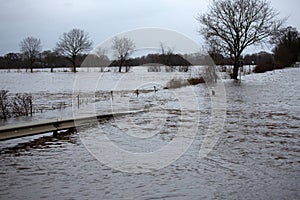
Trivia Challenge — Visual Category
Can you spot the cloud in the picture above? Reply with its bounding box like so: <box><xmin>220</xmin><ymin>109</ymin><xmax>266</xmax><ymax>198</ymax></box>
<box><xmin>0</xmin><ymin>0</ymin><xmax>298</xmax><ymax>55</ymax></box>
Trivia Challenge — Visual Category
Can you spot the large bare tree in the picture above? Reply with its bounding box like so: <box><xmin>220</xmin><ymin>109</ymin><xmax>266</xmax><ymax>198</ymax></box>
<box><xmin>111</xmin><ymin>37</ymin><xmax>135</xmax><ymax>72</ymax></box>
<box><xmin>197</xmin><ymin>0</ymin><xmax>284</xmax><ymax>79</ymax></box>
<box><xmin>56</xmin><ymin>28</ymin><xmax>93</xmax><ymax>72</ymax></box>
<box><xmin>20</xmin><ymin>36</ymin><xmax>42</xmax><ymax>73</ymax></box>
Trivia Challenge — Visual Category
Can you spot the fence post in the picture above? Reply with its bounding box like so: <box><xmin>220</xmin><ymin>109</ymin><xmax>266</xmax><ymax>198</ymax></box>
<box><xmin>29</xmin><ymin>96</ymin><xmax>33</xmax><ymax>116</ymax></box>
<box><xmin>77</xmin><ymin>95</ymin><xmax>80</xmax><ymax>109</ymax></box>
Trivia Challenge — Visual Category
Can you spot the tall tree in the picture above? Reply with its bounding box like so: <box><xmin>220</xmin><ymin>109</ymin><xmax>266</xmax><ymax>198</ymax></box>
<box><xmin>111</xmin><ymin>37</ymin><xmax>135</xmax><ymax>72</ymax></box>
<box><xmin>56</xmin><ymin>28</ymin><xmax>93</xmax><ymax>72</ymax></box>
<box><xmin>273</xmin><ymin>26</ymin><xmax>300</xmax><ymax>67</ymax></box>
<box><xmin>197</xmin><ymin>0</ymin><xmax>284</xmax><ymax>79</ymax></box>
<box><xmin>20</xmin><ymin>36</ymin><xmax>42</xmax><ymax>73</ymax></box>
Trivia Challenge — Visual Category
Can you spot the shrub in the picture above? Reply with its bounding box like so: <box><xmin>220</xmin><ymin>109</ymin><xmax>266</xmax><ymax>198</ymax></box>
<box><xmin>165</xmin><ymin>78</ymin><xmax>188</xmax><ymax>89</ymax></box>
<box><xmin>165</xmin><ymin>77</ymin><xmax>205</xmax><ymax>89</ymax></box>
<box><xmin>253</xmin><ymin>62</ymin><xmax>276</xmax><ymax>73</ymax></box>
<box><xmin>12</xmin><ymin>93</ymin><xmax>32</xmax><ymax>117</ymax></box>
<box><xmin>253</xmin><ymin>60</ymin><xmax>286</xmax><ymax>73</ymax></box>
<box><xmin>187</xmin><ymin>77</ymin><xmax>205</xmax><ymax>85</ymax></box>
<box><xmin>0</xmin><ymin>90</ymin><xmax>10</xmax><ymax>119</ymax></box>
<box><xmin>0</xmin><ymin>90</ymin><xmax>33</xmax><ymax>119</ymax></box>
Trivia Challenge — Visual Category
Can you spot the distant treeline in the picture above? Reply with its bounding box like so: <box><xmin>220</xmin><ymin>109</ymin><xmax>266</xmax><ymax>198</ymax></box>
<box><xmin>0</xmin><ymin>52</ymin><xmax>192</xmax><ymax>70</ymax></box>
<box><xmin>0</xmin><ymin>50</ymin><xmax>276</xmax><ymax>71</ymax></box>
<box><xmin>210</xmin><ymin>51</ymin><xmax>274</xmax><ymax>66</ymax></box>
<box><xmin>0</xmin><ymin>51</ymin><xmax>87</xmax><ymax>70</ymax></box>
<box><xmin>1</xmin><ymin>43</ymin><xmax>299</xmax><ymax>74</ymax></box>
<box><xmin>211</xmin><ymin>51</ymin><xmax>277</xmax><ymax>73</ymax></box>
<box><xmin>109</xmin><ymin>54</ymin><xmax>191</xmax><ymax>68</ymax></box>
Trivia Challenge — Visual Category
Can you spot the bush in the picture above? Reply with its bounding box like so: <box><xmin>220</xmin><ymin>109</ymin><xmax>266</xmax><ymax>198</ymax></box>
<box><xmin>253</xmin><ymin>62</ymin><xmax>280</xmax><ymax>73</ymax></box>
<box><xmin>0</xmin><ymin>90</ymin><xmax>10</xmax><ymax>119</ymax></box>
<box><xmin>165</xmin><ymin>78</ymin><xmax>188</xmax><ymax>89</ymax></box>
<box><xmin>0</xmin><ymin>90</ymin><xmax>33</xmax><ymax>120</ymax></box>
<box><xmin>12</xmin><ymin>93</ymin><xmax>33</xmax><ymax>117</ymax></box>
<box><xmin>165</xmin><ymin>77</ymin><xmax>205</xmax><ymax>89</ymax></box>
<box><xmin>187</xmin><ymin>77</ymin><xmax>205</xmax><ymax>85</ymax></box>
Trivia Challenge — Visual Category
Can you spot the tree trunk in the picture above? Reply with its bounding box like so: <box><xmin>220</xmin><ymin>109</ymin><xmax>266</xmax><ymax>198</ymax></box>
<box><xmin>119</xmin><ymin>59</ymin><xmax>123</xmax><ymax>72</ymax></box>
<box><xmin>232</xmin><ymin>61</ymin><xmax>239</xmax><ymax>80</ymax></box>
<box><xmin>30</xmin><ymin>60</ymin><xmax>34</xmax><ymax>73</ymax></box>
<box><xmin>232</xmin><ymin>55</ymin><xmax>242</xmax><ymax>80</ymax></box>
<box><xmin>72</xmin><ymin>56</ymin><xmax>76</xmax><ymax>73</ymax></box>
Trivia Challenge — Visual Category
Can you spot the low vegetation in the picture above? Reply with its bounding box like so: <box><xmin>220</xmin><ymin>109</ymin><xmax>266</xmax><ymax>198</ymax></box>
<box><xmin>164</xmin><ymin>77</ymin><xmax>205</xmax><ymax>89</ymax></box>
<box><xmin>0</xmin><ymin>90</ymin><xmax>33</xmax><ymax>120</ymax></box>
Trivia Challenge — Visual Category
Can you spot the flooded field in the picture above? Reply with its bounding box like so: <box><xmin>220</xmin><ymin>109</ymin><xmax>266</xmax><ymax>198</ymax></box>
<box><xmin>0</xmin><ymin>67</ymin><xmax>299</xmax><ymax>199</ymax></box>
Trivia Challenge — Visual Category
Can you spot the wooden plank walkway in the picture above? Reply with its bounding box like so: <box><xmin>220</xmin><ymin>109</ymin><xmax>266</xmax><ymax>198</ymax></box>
<box><xmin>0</xmin><ymin>110</ymin><xmax>143</xmax><ymax>141</ymax></box>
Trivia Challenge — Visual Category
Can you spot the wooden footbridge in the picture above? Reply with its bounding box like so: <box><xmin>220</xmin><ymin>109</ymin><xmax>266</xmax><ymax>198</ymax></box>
<box><xmin>0</xmin><ymin>110</ymin><xmax>143</xmax><ymax>141</ymax></box>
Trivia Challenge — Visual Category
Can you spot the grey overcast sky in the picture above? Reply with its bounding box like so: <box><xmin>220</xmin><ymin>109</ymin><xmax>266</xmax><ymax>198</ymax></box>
<box><xmin>0</xmin><ymin>0</ymin><xmax>299</xmax><ymax>55</ymax></box>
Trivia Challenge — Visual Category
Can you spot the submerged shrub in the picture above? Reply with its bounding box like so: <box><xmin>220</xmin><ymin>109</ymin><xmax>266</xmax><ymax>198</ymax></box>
<box><xmin>12</xmin><ymin>93</ymin><xmax>32</xmax><ymax>117</ymax></box>
<box><xmin>165</xmin><ymin>77</ymin><xmax>205</xmax><ymax>89</ymax></box>
<box><xmin>0</xmin><ymin>90</ymin><xmax>10</xmax><ymax>119</ymax></box>
<box><xmin>0</xmin><ymin>90</ymin><xmax>33</xmax><ymax>120</ymax></box>
<box><xmin>165</xmin><ymin>78</ymin><xmax>188</xmax><ymax>89</ymax></box>
<box><xmin>187</xmin><ymin>77</ymin><xmax>205</xmax><ymax>85</ymax></box>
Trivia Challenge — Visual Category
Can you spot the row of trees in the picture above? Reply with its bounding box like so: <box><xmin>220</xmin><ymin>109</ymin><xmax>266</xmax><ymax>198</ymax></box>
<box><xmin>0</xmin><ymin>30</ymin><xmax>135</xmax><ymax>73</ymax></box>
<box><xmin>1</xmin><ymin>0</ymin><xmax>299</xmax><ymax>78</ymax></box>
<box><xmin>17</xmin><ymin>29</ymin><xmax>93</xmax><ymax>73</ymax></box>
<box><xmin>0</xmin><ymin>48</ymin><xmax>191</xmax><ymax>72</ymax></box>
<box><xmin>0</xmin><ymin>50</ymin><xmax>88</xmax><ymax>71</ymax></box>
<box><xmin>0</xmin><ymin>29</ymin><xmax>93</xmax><ymax>72</ymax></box>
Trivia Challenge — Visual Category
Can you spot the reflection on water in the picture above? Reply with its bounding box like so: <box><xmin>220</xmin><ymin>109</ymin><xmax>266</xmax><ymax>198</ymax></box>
<box><xmin>0</xmin><ymin>68</ymin><xmax>300</xmax><ymax>199</ymax></box>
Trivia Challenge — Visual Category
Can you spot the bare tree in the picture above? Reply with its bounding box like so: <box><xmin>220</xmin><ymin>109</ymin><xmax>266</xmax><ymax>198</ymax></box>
<box><xmin>111</xmin><ymin>37</ymin><xmax>135</xmax><ymax>72</ymax></box>
<box><xmin>20</xmin><ymin>36</ymin><xmax>42</xmax><ymax>73</ymax></box>
<box><xmin>197</xmin><ymin>0</ymin><xmax>284</xmax><ymax>79</ymax></box>
<box><xmin>56</xmin><ymin>28</ymin><xmax>93</xmax><ymax>72</ymax></box>
<box><xmin>160</xmin><ymin>42</ymin><xmax>174</xmax><ymax>56</ymax></box>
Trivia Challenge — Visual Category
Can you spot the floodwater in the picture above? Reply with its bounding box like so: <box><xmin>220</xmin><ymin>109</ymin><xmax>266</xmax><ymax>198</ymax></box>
<box><xmin>0</xmin><ymin>67</ymin><xmax>299</xmax><ymax>199</ymax></box>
